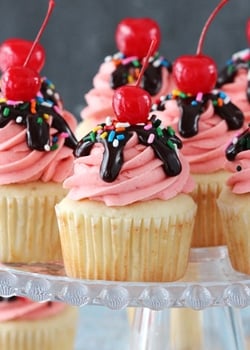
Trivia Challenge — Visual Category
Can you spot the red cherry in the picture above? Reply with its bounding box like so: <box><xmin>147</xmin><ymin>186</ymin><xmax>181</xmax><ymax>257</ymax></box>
<box><xmin>113</xmin><ymin>85</ymin><xmax>151</xmax><ymax>123</ymax></box>
<box><xmin>0</xmin><ymin>0</ymin><xmax>55</xmax><ymax>101</ymax></box>
<box><xmin>1</xmin><ymin>66</ymin><xmax>41</xmax><ymax>101</ymax></box>
<box><xmin>115</xmin><ymin>18</ymin><xmax>160</xmax><ymax>59</ymax></box>
<box><xmin>173</xmin><ymin>0</ymin><xmax>228</xmax><ymax>95</ymax></box>
<box><xmin>112</xmin><ymin>40</ymin><xmax>156</xmax><ymax>123</ymax></box>
<box><xmin>0</xmin><ymin>39</ymin><xmax>45</xmax><ymax>73</ymax></box>
<box><xmin>173</xmin><ymin>54</ymin><xmax>217</xmax><ymax>95</ymax></box>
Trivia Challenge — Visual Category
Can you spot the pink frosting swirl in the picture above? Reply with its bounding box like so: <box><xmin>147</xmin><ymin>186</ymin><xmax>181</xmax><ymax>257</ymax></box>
<box><xmin>0</xmin><ymin>120</ymin><xmax>74</xmax><ymax>184</ymax></box>
<box><xmin>64</xmin><ymin>132</ymin><xmax>194</xmax><ymax>206</ymax></box>
<box><xmin>0</xmin><ymin>297</ymin><xmax>65</xmax><ymax>322</ymax></box>
<box><xmin>225</xmin><ymin>150</ymin><xmax>250</xmax><ymax>193</ymax></box>
<box><xmin>153</xmin><ymin>100</ymin><xmax>245</xmax><ymax>174</ymax></box>
<box><xmin>81</xmin><ymin>58</ymin><xmax>175</xmax><ymax>126</ymax></box>
<box><xmin>220</xmin><ymin>69</ymin><xmax>250</xmax><ymax>122</ymax></box>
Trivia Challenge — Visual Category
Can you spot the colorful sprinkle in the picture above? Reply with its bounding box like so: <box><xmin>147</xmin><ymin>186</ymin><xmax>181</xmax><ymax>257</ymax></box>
<box><xmin>147</xmin><ymin>133</ymin><xmax>155</xmax><ymax>144</ymax></box>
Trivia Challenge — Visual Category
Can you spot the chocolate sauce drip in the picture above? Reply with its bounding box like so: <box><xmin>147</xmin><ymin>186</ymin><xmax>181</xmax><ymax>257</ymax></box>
<box><xmin>75</xmin><ymin>116</ymin><xmax>182</xmax><ymax>182</ymax></box>
<box><xmin>177</xmin><ymin>99</ymin><xmax>204</xmax><ymax>138</ymax></box>
<box><xmin>0</xmin><ymin>296</ymin><xmax>18</xmax><ymax>302</ymax></box>
<box><xmin>216</xmin><ymin>52</ymin><xmax>250</xmax><ymax>103</ymax></box>
<box><xmin>226</xmin><ymin>127</ymin><xmax>250</xmax><ymax>161</ymax></box>
<box><xmin>152</xmin><ymin>91</ymin><xmax>244</xmax><ymax>138</ymax></box>
<box><xmin>110</xmin><ymin>55</ymin><xmax>172</xmax><ymax>96</ymax></box>
<box><xmin>75</xmin><ymin>131</ymin><xmax>131</xmax><ymax>182</ymax></box>
<box><xmin>0</xmin><ymin>100</ymin><xmax>78</xmax><ymax>152</ymax></box>
<box><xmin>212</xmin><ymin>97</ymin><xmax>244</xmax><ymax>131</ymax></box>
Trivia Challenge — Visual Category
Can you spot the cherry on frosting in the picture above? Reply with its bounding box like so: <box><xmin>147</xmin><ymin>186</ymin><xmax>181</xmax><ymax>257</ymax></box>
<box><xmin>115</xmin><ymin>17</ymin><xmax>160</xmax><ymax>59</ymax></box>
<box><xmin>1</xmin><ymin>0</ymin><xmax>55</xmax><ymax>101</ymax></box>
<box><xmin>112</xmin><ymin>40</ymin><xmax>156</xmax><ymax>124</ymax></box>
<box><xmin>173</xmin><ymin>0</ymin><xmax>229</xmax><ymax>95</ymax></box>
<box><xmin>0</xmin><ymin>39</ymin><xmax>45</xmax><ymax>73</ymax></box>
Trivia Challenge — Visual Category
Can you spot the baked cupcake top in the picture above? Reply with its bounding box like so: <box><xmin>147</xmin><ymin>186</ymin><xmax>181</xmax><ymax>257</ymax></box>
<box><xmin>64</xmin><ymin>115</ymin><xmax>194</xmax><ymax>206</ymax></box>
<box><xmin>224</xmin><ymin>126</ymin><xmax>250</xmax><ymax>193</ymax></box>
<box><xmin>0</xmin><ymin>296</ymin><xmax>65</xmax><ymax>321</ymax></box>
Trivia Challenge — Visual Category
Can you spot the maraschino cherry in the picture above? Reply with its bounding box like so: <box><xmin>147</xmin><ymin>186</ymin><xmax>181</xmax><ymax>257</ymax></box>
<box><xmin>0</xmin><ymin>39</ymin><xmax>45</xmax><ymax>73</ymax></box>
<box><xmin>112</xmin><ymin>40</ymin><xmax>156</xmax><ymax>124</ymax></box>
<box><xmin>1</xmin><ymin>0</ymin><xmax>55</xmax><ymax>101</ymax></box>
<box><xmin>115</xmin><ymin>18</ymin><xmax>160</xmax><ymax>59</ymax></box>
<box><xmin>173</xmin><ymin>0</ymin><xmax>229</xmax><ymax>95</ymax></box>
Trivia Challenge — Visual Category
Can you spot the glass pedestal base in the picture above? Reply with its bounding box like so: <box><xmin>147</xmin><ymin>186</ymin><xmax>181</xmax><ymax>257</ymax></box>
<box><xmin>129</xmin><ymin>307</ymin><xmax>246</xmax><ymax>350</ymax></box>
<box><xmin>1</xmin><ymin>246</ymin><xmax>250</xmax><ymax>349</ymax></box>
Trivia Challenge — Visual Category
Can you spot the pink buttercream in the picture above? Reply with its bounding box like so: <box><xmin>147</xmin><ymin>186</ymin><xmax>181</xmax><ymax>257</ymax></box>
<box><xmin>0</xmin><ymin>297</ymin><xmax>65</xmax><ymax>322</ymax></box>
<box><xmin>81</xmin><ymin>58</ymin><xmax>175</xmax><ymax>126</ymax></box>
<box><xmin>0</xmin><ymin>121</ymin><xmax>74</xmax><ymax>184</ymax></box>
<box><xmin>64</xmin><ymin>132</ymin><xmax>194</xmax><ymax>206</ymax></box>
<box><xmin>225</xmin><ymin>150</ymin><xmax>250</xmax><ymax>193</ymax></box>
<box><xmin>220</xmin><ymin>69</ymin><xmax>250</xmax><ymax>122</ymax></box>
<box><xmin>153</xmin><ymin>100</ymin><xmax>245</xmax><ymax>174</ymax></box>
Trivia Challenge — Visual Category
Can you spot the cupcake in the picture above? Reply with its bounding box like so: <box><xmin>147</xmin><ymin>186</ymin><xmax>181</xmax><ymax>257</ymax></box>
<box><xmin>217</xmin><ymin>127</ymin><xmax>250</xmax><ymax>275</ymax></box>
<box><xmin>150</xmin><ymin>0</ymin><xmax>245</xmax><ymax>247</ymax></box>
<box><xmin>0</xmin><ymin>1</ymin><xmax>78</xmax><ymax>264</ymax></box>
<box><xmin>56</xmin><ymin>81</ymin><xmax>196</xmax><ymax>282</ymax></box>
<box><xmin>77</xmin><ymin>17</ymin><xmax>174</xmax><ymax>138</ymax></box>
<box><xmin>0</xmin><ymin>296</ymin><xmax>78</xmax><ymax>350</ymax></box>
<box><xmin>152</xmin><ymin>89</ymin><xmax>244</xmax><ymax>248</ymax></box>
<box><xmin>0</xmin><ymin>81</ymin><xmax>78</xmax><ymax>263</ymax></box>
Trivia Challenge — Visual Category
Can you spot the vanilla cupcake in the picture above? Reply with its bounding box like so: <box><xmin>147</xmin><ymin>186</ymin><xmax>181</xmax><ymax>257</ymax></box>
<box><xmin>0</xmin><ymin>296</ymin><xmax>78</xmax><ymax>350</ymax></box>
<box><xmin>0</xmin><ymin>96</ymin><xmax>78</xmax><ymax>263</ymax></box>
<box><xmin>56</xmin><ymin>95</ymin><xmax>196</xmax><ymax>282</ymax></box>
<box><xmin>217</xmin><ymin>127</ymin><xmax>250</xmax><ymax>275</ymax></box>
<box><xmin>77</xmin><ymin>17</ymin><xmax>174</xmax><ymax>138</ymax></box>
<box><xmin>151</xmin><ymin>88</ymin><xmax>245</xmax><ymax>247</ymax></box>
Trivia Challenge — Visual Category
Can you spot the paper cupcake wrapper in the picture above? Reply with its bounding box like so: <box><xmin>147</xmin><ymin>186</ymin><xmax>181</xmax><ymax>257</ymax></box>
<box><xmin>0</xmin><ymin>306</ymin><xmax>78</xmax><ymax>350</ymax></box>
<box><xmin>0</xmin><ymin>182</ymin><xmax>66</xmax><ymax>263</ymax></box>
<box><xmin>218</xmin><ymin>190</ymin><xmax>250</xmax><ymax>275</ymax></box>
<box><xmin>56</xmin><ymin>197</ymin><xmax>196</xmax><ymax>282</ymax></box>
<box><xmin>191</xmin><ymin>171</ymin><xmax>229</xmax><ymax>248</ymax></box>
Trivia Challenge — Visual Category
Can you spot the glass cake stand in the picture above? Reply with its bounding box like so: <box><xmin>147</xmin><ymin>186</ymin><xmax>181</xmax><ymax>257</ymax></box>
<box><xmin>1</xmin><ymin>246</ymin><xmax>250</xmax><ymax>349</ymax></box>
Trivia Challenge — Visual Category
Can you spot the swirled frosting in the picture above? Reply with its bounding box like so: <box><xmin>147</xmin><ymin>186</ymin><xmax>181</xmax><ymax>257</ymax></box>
<box><xmin>151</xmin><ymin>91</ymin><xmax>245</xmax><ymax>173</ymax></box>
<box><xmin>225</xmin><ymin>150</ymin><xmax>250</xmax><ymax>193</ymax></box>
<box><xmin>216</xmin><ymin>48</ymin><xmax>250</xmax><ymax>121</ymax></box>
<box><xmin>0</xmin><ymin>297</ymin><xmax>65</xmax><ymax>322</ymax></box>
<box><xmin>65</xmin><ymin>116</ymin><xmax>194</xmax><ymax>206</ymax></box>
<box><xmin>0</xmin><ymin>121</ymin><xmax>75</xmax><ymax>184</ymax></box>
<box><xmin>81</xmin><ymin>53</ymin><xmax>175</xmax><ymax>126</ymax></box>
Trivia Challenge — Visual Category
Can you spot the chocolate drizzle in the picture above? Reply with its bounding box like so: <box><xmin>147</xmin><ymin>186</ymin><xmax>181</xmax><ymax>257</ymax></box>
<box><xmin>216</xmin><ymin>48</ymin><xmax>250</xmax><ymax>103</ymax></box>
<box><xmin>75</xmin><ymin>115</ymin><xmax>182</xmax><ymax>182</ymax></box>
<box><xmin>152</xmin><ymin>90</ymin><xmax>244</xmax><ymax>138</ymax></box>
<box><xmin>109</xmin><ymin>52</ymin><xmax>172</xmax><ymax>96</ymax></box>
<box><xmin>0</xmin><ymin>98</ymin><xmax>78</xmax><ymax>152</ymax></box>
<box><xmin>0</xmin><ymin>296</ymin><xmax>18</xmax><ymax>302</ymax></box>
<box><xmin>226</xmin><ymin>126</ymin><xmax>250</xmax><ymax>161</ymax></box>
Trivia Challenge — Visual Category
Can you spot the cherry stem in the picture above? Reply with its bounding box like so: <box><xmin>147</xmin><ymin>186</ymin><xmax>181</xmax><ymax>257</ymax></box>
<box><xmin>247</xmin><ymin>18</ymin><xmax>250</xmax><ymax>46</ymax></box>
<box><xmin>196</xmin><ymin>0</ymin><xmax>229</xmax><ymax>55</ymax></box>
<box><xmin>136</xmin><ymin>39</ymin><xmax>157</xmax><ymax>87</ymax></box>
<box><xmin>23</xmin><ymin>0</ymin><xmax>55</xmax><ymax>68</ymax></box>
